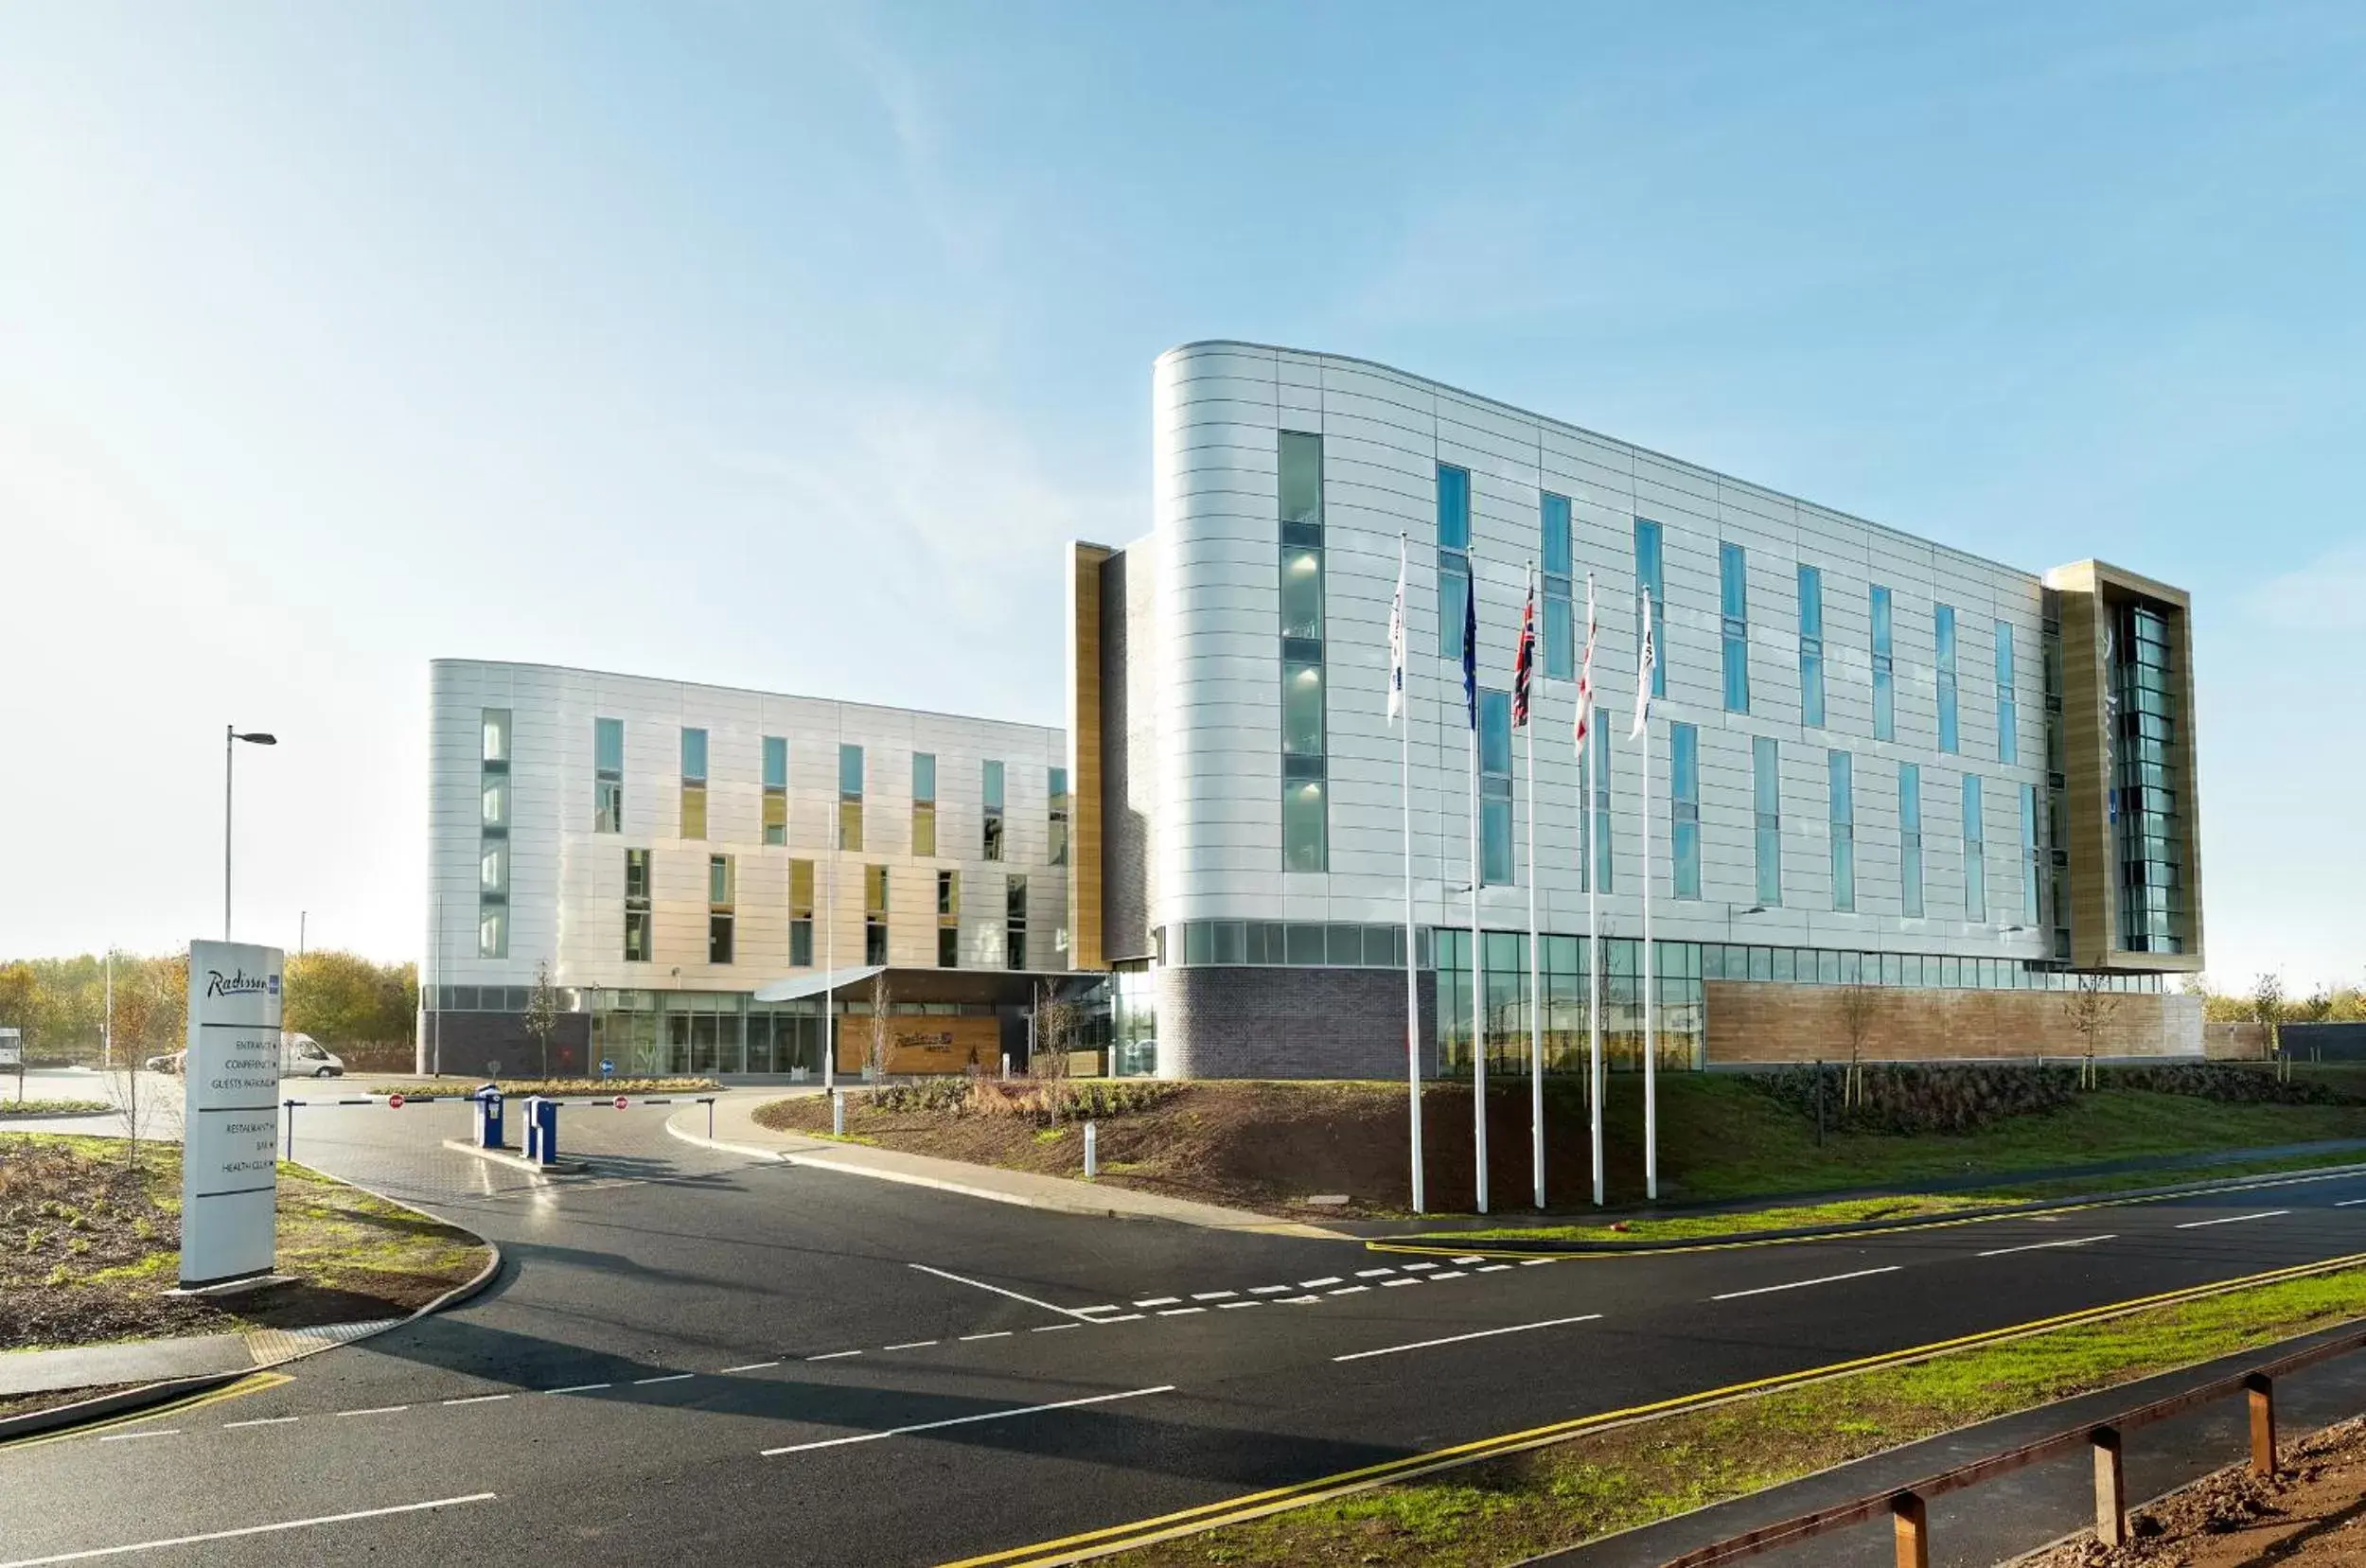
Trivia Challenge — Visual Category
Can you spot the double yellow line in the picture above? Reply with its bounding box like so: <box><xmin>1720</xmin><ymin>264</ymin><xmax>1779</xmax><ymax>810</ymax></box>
<box><xmin>941</xmin><ymin>1249</ymin><xmax>2366</xmax><ymax>1566</ymax></box>
<box><xmin>1</xmin><ymin>1372</ymin><xmax>289</xmax><ymax>1454</ymax></box>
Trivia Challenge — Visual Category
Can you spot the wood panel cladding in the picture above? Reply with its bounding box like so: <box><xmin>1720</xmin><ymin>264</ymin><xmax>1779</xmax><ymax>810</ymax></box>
<box><xmin>1067</xmin><ymin>541</ymin><xmax>1112</xmax><ymax>971</ymax></box>
<box><xmin>1704</xmin><ymin>979</ymin><xmax>2202</xmax><ymax>1065</ymax></box>
<box><xmin>834</xmin><ymin>1012</ymin><xmax>1003</xmax><ymax>1075</ymax></box>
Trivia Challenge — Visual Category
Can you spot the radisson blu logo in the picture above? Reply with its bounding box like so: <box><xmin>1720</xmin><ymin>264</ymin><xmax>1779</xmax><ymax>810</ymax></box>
<box><xmin>204</xmin><ymin>968</ymin><xmax>277</xmax><ymax>999</ymax></box>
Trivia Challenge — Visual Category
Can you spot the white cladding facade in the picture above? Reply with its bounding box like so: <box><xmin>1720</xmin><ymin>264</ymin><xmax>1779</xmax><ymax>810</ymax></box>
<box><xmin>1148</xmin><ymin>341</ymin><xmax>2049</xmax><ymax>961</ymax></box>
<box><xmin>426</xmin><ymin>661</ymin><xmax>1070</xmax><ymax>1005</ymax></box>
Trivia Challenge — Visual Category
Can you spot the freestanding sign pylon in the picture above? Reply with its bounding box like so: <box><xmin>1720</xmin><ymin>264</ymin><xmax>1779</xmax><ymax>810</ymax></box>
<box><xmin>180</xmin><ymin>941</ymin><xmax>284</xmax><ymax>1289</ymax></box>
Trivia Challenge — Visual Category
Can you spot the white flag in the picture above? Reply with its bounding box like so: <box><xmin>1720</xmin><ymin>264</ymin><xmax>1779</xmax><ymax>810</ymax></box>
<box><xmin>1631</xmin><ymin>591</ymin><xmax>1655</xmax><ymax>740</ymax></box>
<box><xmin>1387</xmin><ymin>536</ymin><xmax>1408</xmax><ymax>724</ymax></box>
<box><xmin>1573</xmin><ymin>573</ymin><xmax>1598</xmax><ymax>751</ymax></box>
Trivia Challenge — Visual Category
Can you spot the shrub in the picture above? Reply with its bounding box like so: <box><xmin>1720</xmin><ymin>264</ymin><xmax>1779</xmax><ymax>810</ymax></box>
<box><xmin>966</xmin><ymin>1077</ymin><xmax>1179</xmax><ymax>1126</ymax></box>
<box><xmin>869</xmin><ymin>1077</ymin><xmax>971</xmax><ymax>1114</ymax></box>
<box><xmin>1740</xmin><ymin>1058</ymin><xmax>2344</xmax><ymax>1135</ymax></box>
<box><xmin>2104</xmin><ymin>1063</ymin><xmax>2339</xmax><ymax>1105</ymax></box>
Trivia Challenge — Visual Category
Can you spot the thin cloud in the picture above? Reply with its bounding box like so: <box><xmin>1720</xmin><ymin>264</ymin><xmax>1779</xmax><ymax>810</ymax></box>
<box><xmin>2244</xmin><ymin>538</ymin><xmax>2366</xmax><ymax>630</ymax></box>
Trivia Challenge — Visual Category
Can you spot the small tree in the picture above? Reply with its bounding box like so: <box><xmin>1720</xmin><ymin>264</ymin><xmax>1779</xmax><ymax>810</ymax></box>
<box><xmin>864</xmin><ymin>970</ymin><xmax>893</xmax><ymax>1092</ymax></box>
<box><xmin>1835</xmin><ymin>984</ymin><xmax>1879</xmax><ymax>1111</ymax></box>
<box><xmin>523</xmin><ymin>960</ymin><xmax>559</xmax><ymax>1078</ymax></box>
<box><xmin>2066</xmin><ymin>973</ymin><xmax>2123</xmax><ymax>1088</ymax></box>
<box><xmin>2251</xmin><ymin>972</ymin><xmax>2287</xmax><ymax>1057</ymax></box>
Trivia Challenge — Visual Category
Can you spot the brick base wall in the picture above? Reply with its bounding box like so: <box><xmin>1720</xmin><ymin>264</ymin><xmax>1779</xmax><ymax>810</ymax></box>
<box><xmin>1704</xmin><ymin>981</ymin><xmax>2203</xmax><ymax>1066</ymax></box>
<box><xmin>415</xmin><ymin>1012</ymin><xmax>592</xmax><ymax>1077</ymax></box>
<box><xmin>1157</xmin><ymin>966</ymin><xmax>1438</xmax><ymax>1080</ymax></box>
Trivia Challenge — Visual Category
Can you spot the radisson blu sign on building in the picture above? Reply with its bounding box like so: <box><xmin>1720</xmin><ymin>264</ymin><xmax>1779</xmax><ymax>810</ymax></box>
<box><xmin>181</xmin><ymin>940</ymin><xmax>285</xmax><ymax>1289</ymax></box>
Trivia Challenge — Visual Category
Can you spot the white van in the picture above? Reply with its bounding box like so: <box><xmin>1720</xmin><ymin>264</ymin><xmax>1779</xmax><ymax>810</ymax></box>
<box><xmin>283</xmin><ymin>1033</ymin><xmax>344</xmax><ymax>1077</ymax></box>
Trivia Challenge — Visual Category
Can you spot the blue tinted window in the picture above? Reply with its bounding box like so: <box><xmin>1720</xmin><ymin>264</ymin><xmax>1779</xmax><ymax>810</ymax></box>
<box><xmin>1542</xmin><ymin>493</ymin><xmax>1571</xmax><ymax>573</ymax></box>
<box><xmin>1995</xmin><ymin>620</ymin><xmax>2019</xmax><ymax>764</ymax></box>
<box><xmin>595</xmin><ymin>717</ymin><xmax>624</xmax><ymax>774</ymax></box>
<box><xmin>1670</xmin><ymin>722</ymin><xmax>1700</xmax><ymax>898</ymax></box>
<box><xmin>1753</xmin><ymin>734</ymin><xmax>1781</xmax><ymax>907</ymax></box>
<box><xmin>982</xmin><ymin>759</ymin><xmax>1005</xmax><ymax>811</ymax></box>
<box><xmin>1798</xmin><ymin>566</ymin><xmax>1825</xmax><ymax>728</ymax></box>
<box><xmin>763</xmin><ymin>735</ymin><xmax>787</xmax><ymax>790</ymax></box>
<box><xmin>1963</xmin><ymin>773</ymin><xmax>1986</xmax><ymax>922</ymax></box>
<box><xmin>1828</xmin><ymin>749</ymin><xmax>1855</xmax><ymax>911</ymax></box>
<box><xmin>1437</xmin><ymin>464</ymin><xmax>1470</xmax><ymax>549</ymax></box>
<box><xmin>1479</xmin><ymin>689</ymin><xmax>1512</xmax><ymax>776</ymax></box>
<box><xmin>680</xmin><ymin>728</ymin><xmax>708</xmax><ymax>782</ymax></box>
<box><xmin>839</xmin><ymin>743</ymin><xmax>863</xmax><ymax>798</ymax></box>
<box><xmin>1634</xmin><ymin>520</ymin><xmax>1665</xmax><ymax>696</ymax></box>
<box><xmin>1720</xmin><ymin>542</ymin><xmax>1749</xmax><ymax>714</ymax></box>
<box><xmin>1871</xmin><ymin>586</ymin><xmax>1895</xmax><ymax>741</ymax></box>
<box><xmin>1898</xmin><ymin>762</ymin><xmax>1923</xmax><ymax>918</ymax></box>
<box><xmin>1935</xmin><ymin>604</ymin><xmax>1960</xmax><ymax>754</ymax></box>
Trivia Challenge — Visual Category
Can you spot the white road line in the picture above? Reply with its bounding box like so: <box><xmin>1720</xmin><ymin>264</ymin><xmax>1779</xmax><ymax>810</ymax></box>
<box><xmin>1032</xmin><ymin>1324</ymin><xmax>1079</xmax><ymax>1333</ymax></box>
<box><xmin>338</xmin><ymin>1405</ymin><xmax>411</xmax><ymax>1418</ymax></box>
<box><xmin>221</xmin><ymin>1418</ymin><xmax>298</xmax><ymax>1430</ymax></box>
<box><xmin>1427</xmin><ymin>1270</ymin><xmax>1466</xmax><ymax>1280</ymax></box>
<box><xmin>1135</xmin><ymin>1296</ymin><xmax>1181</xmax><ymax>1308</ymax></box>
<box><xmin>1402</xmin><ymin>1262</ymin><xmax>1439</xmax><ymax>1271</ymax></box>
<box><xmin>632</xmin><ymin>1373</ymin><xmax>693</xmax><ymax>1385</ymax></box>
<box><xmin>1103</xmin><ymin>1313</ymin><xmax>1145</xmax><ymax>1323</ymax></box>
<box><xmin>880</xmin><ymin>1342</ymin><xmax>939</xmax><ymax>1352</ymax></box>
<box><xmin>1977</xmin><ymin>1235</ymin><xmax>2117</xmax><ymax>1259</ymax></box>
<box><xmin>1280</xmin><ymin>1295</ymin><xmax>1320</xmax><ymax>1305</ymax></box>
<box><xmin>1191</xmin><ymin>1290</ymin><xmax>1238</xmax><ymax>1300</ymax></box>
<box><xmin>1334</xmin><ymin>1313</ymin><xmax>1604</xmax><ymax>1363</ymax></box>
<box><xmin>806</xmin><ymin>1350</ymin><xmax>862</xmax><ymax>1361</ymax></box>
<box><xmin>1157</xmin><ymin>1307</ymin><xmax>1205</xmax><ymax>1316</ymax></box>
<box><xmin>441</xmin><ymin>1394</ymin><xmax>513</xmax><ymax>1406</ymax></box>
<box><xmin>544</xmin><ymin>1383</ymin><xmax>610</xmax><ymax>1395</ymax></box>
<box><xmin>1521</xmin><ymin>1259</ymin><xmax>1555</xmax><ymax>1266</ymax></box>
<box><xmin>1248</xmin><ymin>1284</ymin><xmax>1293</xmax><ymax>1295</ymax></box>
<box><xmin>960</xmin><ymin>1331</ymin><xmax>1014</xmax><ymax>1342</ymax></box>
<box><xmin>719</xmin><ymin>1362</ymin><xmax>781</xmax><ymax>1373</ymax></box>
<box><xmin>2176</xmin><ymin>1210</ymin><xmax>2291</xmax><ymax>1229</ymax></box>
<box><xmin>1354</xmin><ymin>1268</ymin><xmax>1396</xmax><ymax>1278</ymax></box>
<box><xmin>97</xmin><ymin>1431</ymin><xmax>179</xmax><ymax>1442</ymax></box>
<box><xmin>1712</xmin><ymin>1265</ymin><xmax>1903</xmax><ymax>1302</ymax></box>
<box><xmin>1218</xmin><ymin>1300</ymin><xmax>1262</xmax><ymax>1310</ymax></box>
<box><xmin>1381</xmin><ymin>1277</ymin><xmax>1421</xmax><ymax>1288</ymax></box>
<box><xmin>1073</xmin><ymin>1304</ymin><xmax>1121</xmax><ymax>1314</ymax></box>
<box><xmin>1327</xmin><ymin>1285</ymin><xmax>1369</xmax><ymax>1296</ymax></box>
<box><xmin>0</xmin><ymin>1492</ymin><xmax>500</xmax><ymax>1568</ymax></box>
<box><xmin>1475</xmin><ymin>1264</ymin><xmax>1512</xmax><ymax>1273</ymax></box>
<box><xmin>2335</xmin><ymin>1198</ymin><xmax>2366</xmax><ymax>1208</ymax></box>
<box><xmin>759</xmin><ymin>1385</ymin><xmax>1174</xmax><ymax>1457</ymax></box>
<box><xmin>1299</xmin><ymin>1277</ymin><xmax>1344</xmax><ymax>1288</ymax></box>
<box><xmin>1452</xmin><ymin>1256</ymin><xmax>1486</xmax><ymax>1264</ymax></box>
<box><xmin>907</xmin><ymin>1261</ymin><xmax>1094</xmax><ymax>1320</ymax></box>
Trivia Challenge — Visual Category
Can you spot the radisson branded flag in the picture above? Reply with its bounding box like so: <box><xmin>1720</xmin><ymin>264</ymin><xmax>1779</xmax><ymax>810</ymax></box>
<box><xmin>1388</xmin><ymin>537</ymin><xmax>1408</xmax><ymax>725</ymax></box>
<box><xmin>1574</xmin><ymin>574</ymin><xmax>1598</xmax><ymax>751</ymax></box>
<box><xmin>1461</xmin><ymin>564</ymin><xmax>1479</xmax><ymax>730</ymax></box>
<box><xmin>1631</xmin><ymin>592</ymin><xmax>1656</xmax><ymax>740</ymax></box>
<box><xmin>1511</xmin><ymin>567</ymin><xmax>1537</xmax><ymax>728</ymax></box>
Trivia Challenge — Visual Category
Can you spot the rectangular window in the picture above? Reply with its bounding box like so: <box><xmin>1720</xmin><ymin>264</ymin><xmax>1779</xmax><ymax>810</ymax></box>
<box><xmin>1671</xmin><ymin>722</ymin><xmax>1701</xmax><ymax>899</ymax></box>
<box><xmin>1542</xmin><ymin>492</ymin><xmax>1574</xmax><ymax>679</ymax></box>
<box><xmin>478</xmin><ymin>709</ymin><xmax>511</xmax><ymax>959</ymax></box>
<box><xmin>1753</xmin><ymin>735</ymin><xmax>1782</xmax><ymax>907</ymax></box>
<box><xmin>1829</xmin><ymin>750</ymin><xmax>1855</xmax><ymax>912</ymax></box>
<box><xmin>1281</xmin><ymin>658</ymin><xmax>1324</xmax><ymax>757</ymax></box>
<box><xmin>624</xmin><ymin>848</ymin><xmax>651</xmax><ymax>961</ymax></box>
<box><xmin>1048</xmin><ymin>766</ymin><xmax>1069</xmax><ymax>867</ymax></box>
<box><xmin>1899</xmin><ymin>762</ymin><xmax>1923</xmax><ymax>918</ymax></box>
<box><xmin>788</xmin><ymin>859</ymin><xmax>814</xmax><ymax>968</ymax></box>
<box><xmin>1871</xmin><ymin>586</ymin><xmax>1895</xmax><ymax>741</ymax></box>
<box><xmin>1285</xmin><ymin>432</ymin><xmax>1331</xmax><ymax>872</ymax></box>
<box><xmin>937</xmin><ymin>869</ymin><xmax>959</xmax><ymax>968</ymax></box>
<box><xmin>708</xmin><ymin>854</ymin><xmax>735</xmax><ymax>965</ymax></box>
<box><xmin>1005</xmin><ymin>874</ymin><xmax>1028</xmax><ymax>970</ymax></box>
<box><xmin>1635</xmin><ymin>520</ymin><xmax>1666</xmax><ymax>696</ymax></box>
<box><xmin>761</xmin><ymin>735</ymin><xmax>788</xmax><ymax>845</ymax></box>
<box><xmin>1994</xmin><ymin>621</ymin><xmax>2019</xmax><ymax>764</ymax></box>
<box><xmin>1720</xmin><ymin>542</ymin><xmax>1750</xmax><ymax>714</ymax></box>
<box><xmin>1283</xmin><ymin>779</ymin><xmax>1328</xmax><ymax>873</ymax></box>
<box><xmin>838</xmin><ymin>743</ymin><xmax>863</xmax><ymax>851</ymax></box>
<box><xmin>1935</xmin><ymin>604</ymin><xmax>1959</xmax><ymax>754</ymax></box>
<box><xmin>1591</xmin><ymin>725</ymin><xmax>1614</xmax><ymax>893</ymax></box>
<box><xmin>1437</xmin><ymin>463</ymin><xmax>1471</xmax><ymax>656</ymax></box>
<box><xmin>1798</xmin><ymin>566</ymin><xmax>1826</xmax><ymax>728</ymax></box>
<box><xmin>1963</xmin><ymin>773</ymin><xmax>1986</xmax><ymax>923</ymax></box>
<box><xmin>982</xmin><ymin>758</ymin><xmax>1005</xmax><ymax>861</ymax></box>
<box><xmin>680</xmin><ymin>727</ymin><xmax>709</xmax><ymax>839</ymax></box>
<box><xmin>1480</xmin><ymin>689</ymin><xmax>1513</xmax><ymax>884</ymax></box>
<box><xmin>594</xmin><ymin>717</ymin><xmax>624</xmax><ymax>833</ymax></box>
<box><xmin>2020</xmin><ymin>783</ymin><xmax>2042</xmax><ymax>928</ymax></box>
<box><xmin>865</xmin><ymin>864</ymin><xmax>889</xmax><ymax>966</ymax></box>
<box><xmin>911</xmin><ymin>752</ymin><xmax>936</xmax><ymax>858</ymax></box>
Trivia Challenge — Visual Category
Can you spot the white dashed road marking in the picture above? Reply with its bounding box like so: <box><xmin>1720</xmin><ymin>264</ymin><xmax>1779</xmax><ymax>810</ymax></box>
<box><xmin>1334</xmin><ymin>1313</ymin><xmax>1604</xmax><ymax>1363</ymax></box>
<box><xmin>0</xmin><ymin>1493</ymin><xmax>500</xmax><ymax>1568</ymax></box>
<box><xmin>2176</xmin><ymin>1211</ymin><xmax>2290</xmax><ymax>1230</ymax></box>
<box><xmin>1712</xmin><ymin>1265</ymin><xmax>1903</xmax><ymax>1302</ymax></box>
<box><xmin>759</xmin><ymin>1386</ymin><xmax>1174</xmax><ymax>1457</ymax></box>
<box><xmin>1976</xmin><ymin>1235</ymin><xmax>2116</xmax><ymax>1258</ymax></box>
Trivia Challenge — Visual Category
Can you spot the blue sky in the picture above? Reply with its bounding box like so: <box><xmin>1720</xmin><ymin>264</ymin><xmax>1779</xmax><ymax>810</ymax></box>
<box><xmin>3</xmin><ymin>2</ymin><xmax>2360</xmax><ymax>990</ymax></box>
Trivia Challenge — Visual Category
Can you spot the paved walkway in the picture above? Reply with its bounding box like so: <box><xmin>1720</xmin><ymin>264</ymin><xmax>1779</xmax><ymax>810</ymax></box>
<box><xmin>0</xmin><ymin>1317</ymin><xmax>399</xmax><ymax>1396</ymax></box>
<box><xmin>668</xmin><ymin>1090</ymin><xmax>1343</xmax><ymax>1238</ymax></box>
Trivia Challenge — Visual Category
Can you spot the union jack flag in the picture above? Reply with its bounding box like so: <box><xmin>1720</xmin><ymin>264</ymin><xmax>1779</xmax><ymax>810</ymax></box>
<box><xmin>1511</xmin><ymin>568</ymin><xmax>1537</xmax><ymax>728</ymax></box>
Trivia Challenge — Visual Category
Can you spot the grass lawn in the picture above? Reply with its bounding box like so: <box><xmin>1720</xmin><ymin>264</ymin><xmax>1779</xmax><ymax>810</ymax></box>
<box><xmin>758</xmin><ymin>1072</ymin><xmax>2366</xmax><ymax>1220</ymax></box>
<box><xmin>0</xmin><ymin>1134</ymin><xmax>490</xmax><ymax>1358</ymax></box>
<box><xmin>1104</xmin><ymin>1264</ymin><xmax>2366</xmax><ymax>1567</ymax></box>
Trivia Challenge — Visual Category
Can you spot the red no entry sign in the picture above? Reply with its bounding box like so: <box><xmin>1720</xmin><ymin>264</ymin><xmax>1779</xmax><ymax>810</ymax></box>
<box><xmin>388</xmin><ymin>1093</ymin><xmax>406</xmax><ymax>1109</ymax></box>
<box><xmin>613</xmin><ymin>1095</ymin><xmax>628</xmax><ymax>1110</ymax></box>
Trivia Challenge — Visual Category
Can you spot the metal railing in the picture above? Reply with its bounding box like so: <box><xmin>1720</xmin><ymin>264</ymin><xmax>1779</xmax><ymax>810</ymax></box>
<box><xmin>279</xmin><ymin>1092</ymin><xmax>717</xmax><ymax>1156</ymax></box>
<box><xmin>1661</xmin><ymin>1321</ymin><xmax>2366</xmax><ymax>1568</ymax></box>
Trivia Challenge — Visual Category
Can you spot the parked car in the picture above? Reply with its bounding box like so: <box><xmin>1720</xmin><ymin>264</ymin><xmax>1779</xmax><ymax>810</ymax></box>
<box><xmin>140</xmin><ymin>1035</ymin><xmax>345</xmax><ymax>1078</ymax></box>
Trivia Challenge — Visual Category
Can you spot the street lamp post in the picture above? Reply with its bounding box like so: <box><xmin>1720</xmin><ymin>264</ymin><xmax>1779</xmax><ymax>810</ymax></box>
<box><xmin>224</xmin><ymin>727</ymin><xmax>277</xmax><ymax>940</ymax></box>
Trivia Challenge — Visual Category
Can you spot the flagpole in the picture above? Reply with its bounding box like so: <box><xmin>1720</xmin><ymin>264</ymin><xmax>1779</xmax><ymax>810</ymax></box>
<box><xmin>1525</xmin><ymin>563</ymin><xmax>1544</xmax><ymax>1210</ymax></box>
<box><xmin>1638</xmin><ymin>592</ymin><xmax>1659</xmax><ymax>1203</ymax></box>
<box><xmin>1586</xmin><ymin>728</ymin><xmax>1604</xmax><ymax>1207</ymax></box>
<box><xmin>1395</xmin><ymin>536</ymin><xmax>1424</xmax><ymax>1215</ymax></box>
<box><xmin>1464</xmin><ymin>561</ymin><xmax>1486</xmax><ymax>1218</ymax></box>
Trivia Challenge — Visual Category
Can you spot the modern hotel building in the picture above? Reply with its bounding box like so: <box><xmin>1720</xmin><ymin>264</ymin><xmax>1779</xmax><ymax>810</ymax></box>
<box><xmin>423</xmin><ymin>342</ymin><xmax>2204</xmax><ymax>1079</ymax></box>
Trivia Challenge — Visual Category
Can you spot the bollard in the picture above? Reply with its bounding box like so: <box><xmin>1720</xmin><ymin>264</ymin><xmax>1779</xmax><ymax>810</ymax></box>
<box><xmin>1085</xmin><ymin>1119</ymin><xmax>1098</xmax><ymax>1178</ymax></box>
<box><xmin>284</xmin><ymin>1099</ymin><xmax>298</xmax><ymax>1160</ymax></box>
<box><xmin>1890</xmin><ymin>1490</ymin><xmax>1929</xmax><ymax>1568</ymax></box>
<box><xmin>832</xmin><ymin>1089</ymin><xmax>845</xmax><ymax>1136</ymax></box>
<box><xmin>2247</xmin><ymin>1372</ymin><xmax>2278</xmax><ymax>1476</ymax></box>
<box><xmin>522</xmin><ymin>1097</ymin><xmax>560</xmax><ymax>1167</ymax></box>
<box><xmin>706</xmin><ymin>1097</ymin><xmax>715</xmax><ymax>1140</ymax></box>
<box><xmin>473</xmin><ymin>1086</ymin><xmax>506</xmax><ymax>1150</ymax></box>
<box><xmin>2091</xmin><ymin>1425</ymin><xmax>2126</xmax><ymax>1547</ymax></box>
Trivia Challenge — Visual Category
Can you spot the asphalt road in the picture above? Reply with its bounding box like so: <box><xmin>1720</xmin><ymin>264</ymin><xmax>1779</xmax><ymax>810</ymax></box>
<box><xmin>9</xmin><ymin>1096</ymin><xmax>2366</xmax><ymax>1567</ymax></box>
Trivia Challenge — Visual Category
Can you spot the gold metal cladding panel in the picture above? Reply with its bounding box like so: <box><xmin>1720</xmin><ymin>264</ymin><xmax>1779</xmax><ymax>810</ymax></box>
<box><xmin>2042</xmin><ymin>560</ymin><xmax>2203</xmax><ymax>975</ymax></box>
<box><xmin>1067</xmin><ymin>542</ymin><xmax>1111</xmax><ymax>971</ymax></box>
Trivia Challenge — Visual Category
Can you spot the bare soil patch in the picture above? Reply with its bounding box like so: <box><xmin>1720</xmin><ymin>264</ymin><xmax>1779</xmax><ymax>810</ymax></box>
<box><xmin>2027</xmin><ymin>1415</ymin><xmax>2366</xmax><ymax>1566</ymax></box>
<box><xmin>0</xmin><ymin>1134</ymin><xmax>489</xmax><ymax>1354</ymax></box>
